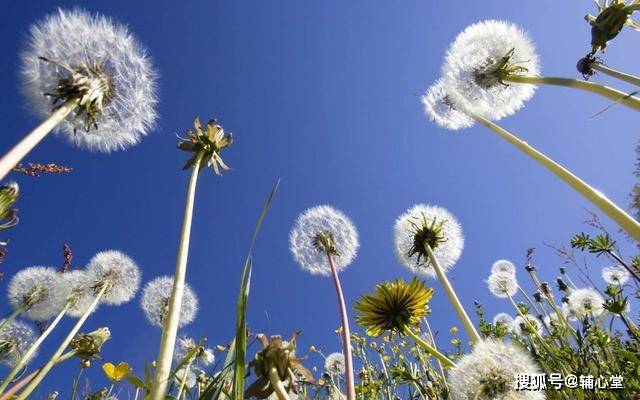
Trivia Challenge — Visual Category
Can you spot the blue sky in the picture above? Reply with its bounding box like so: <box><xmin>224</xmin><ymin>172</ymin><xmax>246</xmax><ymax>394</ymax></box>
<box><xmin>1</xmin><ymin>1</ymin><xmax>638</xmax><ymax>397</ymax></box>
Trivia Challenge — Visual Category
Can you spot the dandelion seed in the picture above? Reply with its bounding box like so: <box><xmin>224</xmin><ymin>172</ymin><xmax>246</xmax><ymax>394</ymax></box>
<box><xmin>567</xmin><ymin>288</ymin><xmax>604</xmax><ymax>318</ymax></box>
<box><xmin>421</xmin><ymin>79</ymin><xmax>474</xmax><ymax>130</ymax></box>
<box><xmin>7</xmin><ymin>266</ymin><xmax>60</xmax><ymax>321</ymax></box>
<box><xmin>0</xmin><ymin>320</ymin><xmax>38</xmax><ymax>367</ymax></box>
<box><xmin>491</xmin><ymin>313</ymin><xmax>513</xmax><ymax>329</ymax></box>
<box><xmin>52</xmin><ymin>270</ymin><xmax>97</xmax><ymax>318</ymax></box>
<box><xmin>173</xmin><ymin>336</ymin><xmax>214</xmax><ymax>366</ymax></box>
<box><xmin>174</xmin><ymin>366</ymin><xmax>196</xmax><ymax>389</ymax></box>
<box><xmin>324</xmin><ymin>352</ymin><xmax>345</xmax><ymax>376</ymax></box>
<box><xmin>141</xmin><ymin>277</ymin><xmax>198</xmax><ymax>329</ymax></box>
<box><xmin>85</xmin><ymin>250</ymin><xmax>140</xmax><ymax>305</ymax></box>
<box><xmin>487</xmin><ymin>271</ymin><xmax>518</xmax><ymax>298</ymax></box>
<box><xmin>602</xmin><ymin>265</ymin><xmax>630</xmax><ymax>285</ymax></box>
<box><xmin>447</xmin><ymin>339</ymin><xmax>544</xmax><ymax>400</ymax></box>
<box><xmin>512</xmin><ymin>314</ymin><xmax>543</xmax><ymax>336</ymax></box>
<box><xmin>490</xmin><ymin>259</ymin><xmax>516</xmax><ymax>276</ymax></box>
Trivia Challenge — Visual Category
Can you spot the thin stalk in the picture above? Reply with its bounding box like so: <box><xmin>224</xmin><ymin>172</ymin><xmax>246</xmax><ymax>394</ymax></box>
<box><xmin>423</xmin><ymin>243</ymin><xmax>482</xmax><ymax>344</ymax></box>
<box><xmin>517</xmin><ymin>286</ymin><xmax>542</xmax><ymax>316</ymax></box>
<box><xmin>326</xmin><ymin>253</ymin><xmax>356</xmax><ymax>400</ymax></box>
<box><xmin>590</xmin><ymin>63</ymin><xmax>640</xmax><ymax>87</ymax></box>
<box><xmin>175</xmin><ymin>358</ymin><xmax>194</xmax><ymax>400</ymax></box>
<box><xmin>150</xmin><ymin>154</ymin><xmax>202</xmax><ymax>400</ymax></box>
<box><xmin>70</xmin><ymin>365</ymin><xmax>85</xmax><ymax>400</ymax></box>
<box><xmin>471</xmin><ymin>114</ymin><xmax>640</xmax><ymax>242</ymax></box>
<box><xmin>0</xmin><ymin>304</ymin><xmax>70</xmax><ymax>394</ymax></box>
<box><xmin>0</xmin><ymin>98</ymin><xmax>79</xmax><ymax>182</ymax></box>
<box><xmin>404</xmin><ymin>328</ymin><xmax>455</xmax><ymax>368</ymax></box>
<box><xmin>606</xmin><ymin>250</ymin><xmax>640</xmax><ymax>284</ymax></box>
<box><xmin>268</xmin><ymin>365</ymin><xmax>291</xmax><ymax>400</ymax></box>
<box><xmin>0</xmin><ymin>308</ymin><xmax>22</xmax><ymax>333</ymax></box>
<box><xmin>422</xmin><ymin>317</ymin><xmax>450</xmax><ymax>395</ymax></box>
<box><xmin>15</xmin><ymin>284</ymin><xmax>107</xmax><ymax>400</ymax></box>
<box><xmin>503</xmin><ymin>75</ymin><xmax>640</xmax><ymax>111</ymax></box>
<box><xmin>0</xmin><ymin>370</ymin><xmax>39</xmax><ymax>400</ymax></box>
<box><xmin>377</xmin><ymin>352</ymin><xmax>394</xmax><ymax>400</ymax></box>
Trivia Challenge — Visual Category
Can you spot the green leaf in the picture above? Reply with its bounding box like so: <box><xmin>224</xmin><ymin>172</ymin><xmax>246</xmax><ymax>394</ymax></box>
<box><xmin>126</xmin><ymin>376</ymin><xmax>146</xmax><ymax>389</ymax></box>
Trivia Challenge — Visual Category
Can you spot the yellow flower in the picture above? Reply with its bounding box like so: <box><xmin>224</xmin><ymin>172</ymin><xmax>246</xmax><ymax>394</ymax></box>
<box><xmin>102</xmin><ymin>361</ymin><xmax>132</xmax><ymax>382</ymax></box>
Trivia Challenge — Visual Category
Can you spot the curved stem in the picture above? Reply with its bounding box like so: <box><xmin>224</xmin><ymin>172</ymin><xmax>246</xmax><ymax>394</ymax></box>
<box><xmin>150</xmin><ymin>155</ymin><xmax>202</xmax><ymax>400</ymax></box>
<box><xmin>590</xmin><ymin>63</ymin><xmax>640</xmax><ymax>87</ymax></box>
<box><xmin>404</xmin><ymin>328</ymin><xmax>455</xmax><ymax>368</ymax></box>
<box><xmin>0</xmin><ymin>98</ymin><xmax>78</xmax><ymax>182</ymax></box>
<box><xmin>326</xmin><ymin>254</ymin><xmax>356</xmax><ymax>400</ymax></box>
<box><xmin>471</xmin><ymin>114</ymin><xmax>640</xmax><ymax>242</ymax></box>
<box><xmin>503</xmin><ymin>75</ymin><xmax>640</xmax><ymax>111</ymax></box>
<box><xmin>268</xmin><ymin>365</ymin><xmax>291</xmax><ymax>400</ymax></box>
<box><xmin>0</xmin><ymin>304</ymin><xmax>69</xmax><ymax>394</ymax></box>
<box><xmin>15</xmin><ymin>284</ymin><xmax>106</xmax><ymax>400</ymax></box>
<box><xmin>423</xmin><ymin>243</ymin><xmax>482</xmax><ymax>344</ymax></box>
<box><xmin>0</xmin><ymin>308</ymin><xmax>22</xmax><ymax>333</ymax></box>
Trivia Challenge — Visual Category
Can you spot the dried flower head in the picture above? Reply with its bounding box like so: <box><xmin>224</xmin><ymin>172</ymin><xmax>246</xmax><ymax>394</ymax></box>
<box><xmin>141</xmin><ymin>276</ymin><xmax>198</xmax><ymax>328</ymax></box>
<box><xmin>587</xmin><ymin>1</ymin><xmax>637</xmax><ymax>52</ymax></box>
<box><xmin>52</xmin><ymin>270</ymin><xmax>96</xmax><ymax>318</ymax></box>
<box><xmin>601</xmin><ymin>265</ymin><xmax>630</xmax><ymax>285</ymax></box>
<box><xmin>492</xmin><ymin>313</ymin><xmax>514</xmax><ymax>328</ymax></box>
<box><xmin>442</xmin><ymin>20</ymin><xmax>539</xmax><ymax>121</ymax></box>
<box><xmin>289</xmin><ymin>205</ymin><xmax>359</xmax><ymax>276</ymax></box>
<box><xmin>0</xmin><ymin>182</ymin><xmax>19</xmax><ymax>232</ymax></box>
<box><xmin>447</xmin><ymin>339</ymin><xmax>544</xmax><ymax>400</ymax></box>
<box><xmin>355</xmin><ymin>278</ymin><xmax>433</xmax><ymax>337</ymax></box>
<box><xmin>0</xmin><ymin>319</ymin><xmax>38</xmax><ymax>367</ymax></box>
<box><xmin>69</xmin><ymin>327</ymin><xmax>111</xmax><ymax>360</ymax></box>
<box><xmin>86</xmin><ymin>250</ymin><xmax>140</xmax><ymax>305</ymax></box>
<box><xmin>324</xmin><ymin>352</ymin><xmax>345</xmax><ymax>376</ymax></box>
<box><xmin>21</xmin><ymin>8</ymin><xmax>158</xmax><ymax>152</ymax></box>
<box><xmin>567</xmin><ymin>288</ymin><xmax>604</xmax><ymax>318</ymax></box>
<box><xmin>178</xmin><ymin>117</ymin><xmax>233</xmax><ymax>175</ymax></box>
<box><xmin>490</xmin><ymin>259</ymin><xmax>516</xmax><ymax>276</ymax></box>
<box><xmin>422</xmin><ymin>79</ymin><xmax>474</xmax><ymax>130</ymax></box>
<box><xmin>512</xmin><ymin>314</ymin><xmax>543</xmax><ymax>336</ymax></box>
<box><xmin>8</xmin><ymin>266</ymin><xmax>60</xmax><ymax>321</ymax></box>
<box><xmin>394</xmin><ymin>204</ymin><xmax>464</xmax><ymax>278</ymax></box>
<box><xmin>174</xmin><ymin>336</ymin><xmax>214</xmax><ymax>367</ymax></box>
<box><xmin>487</xmin><ymin>271</ymin><xmax>518</xmax><ymax>298</ymax></box>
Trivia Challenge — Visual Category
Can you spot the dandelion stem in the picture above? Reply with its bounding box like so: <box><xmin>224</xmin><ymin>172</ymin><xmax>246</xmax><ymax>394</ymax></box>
<box><xmin>503</xmin><ymin>75</ymin><xmax>640</xmax><ymax>111</ymax></box>
<box><xmin>268</xmin><ymin>365</ymin><xmax>291</xmax><ymax>400</ymax></box>
<box><xmin>150</xmin><ymin>154</ymin><xmax>203</xmax><ymax>400</ymax></box>
<box><xmin>423</xmin><ymin>243</ymin><xmax>482</xmax><ymax>344</ymax></box>
<box><xmin>0</xmin><ymin>98</ymin><xmax>79</xmax><ymax>182</ymax></box>
<box><xmin>0</xmin><ymin>304</ymin><xmax>70</xmax><ymax>394</ymax></box>
<box><xmin>422</xmin><ymin>317</ymin><xmax>450</xmax><ymax>392</ymax></box>
<box><xmin>0</xmin><ymin>369</ymin><xmax>38</xmax><ymax>400</ymax></box>
<box><xmin>404</xmin><ymin>328</ymin><xmax>455</xmax><ymax>368</ymax></box>
<box><xmin>326</xmin><ymin>253</ymin><xmax>356</xmax><ymax>400</ymax></box>
<box><xmin>15</xmin><ymin>284</ymin><xmax>107</xmax><ymax>400</ymax></box>
<box><xmin>175</xmin><ymin>358</ymin><xmax>194</xmax><ymax>400</ymax></box>
<box><xmin>589</xmin><ymin>63</ymin><xmax>640</xmax><ymax>87</ymax></box>
<box><xmin>0</xmin><ymin>308</ymin><xmax>22</xmax><ymax>333</ymax></box>
<box><xmin>471</xmin><ymin>114</ymin><xmax>640</xmax><ymax>242</ymax></box>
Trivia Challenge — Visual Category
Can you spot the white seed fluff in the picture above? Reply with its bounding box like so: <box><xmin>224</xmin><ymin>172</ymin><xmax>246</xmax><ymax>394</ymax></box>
<box><xmin>7</xmin><ymin>266</ymin><xmax>61</xmax><ymax>321</ymax></box>
<box><xmin>512</xmin><ymin>314</ymin><xmax>543</xmax><ymax>337</ymax></box>
<box><xmin>601</xmin><ymin>265</ymin><xmax>630</xmax><ymax>285</ymax></box>
<box><xmin>394</xmin><ymin>204</ymin><xmax>464</xmax><ymax>278</ymax></box>
<box><xmin>140</xmin><ymin>276</ymin><xmax>198</xmax><ymax>328</ymax></box>
<box><xmin>52</xmin><ymin>270</ymin><xmax>98</xmax><ymax>318</ymax></box>
<box><xmin>567</xmin><ymin>288</ymin><xmax>604</xmax><ymax>318</ymax></box>
<box><xmin>487</xmin><ymin>271</ymin><xmax>518</xmax><ymax>298</ymax></box>
<box><xmin>324</xmin><ymin>352</ymin><xmax>346</xmax><ymax>376</ymax></box>
<box><xmin>492</xmin><ymin>313</ymin><xmax>514</xmax><ymax>329</ymax></box>
<box><xmin>20</xmin><ymin>8</ymin><xmax>158</xmax><ymax>152</ymax></box>
<box><xmin>175</xmin><ymin>366</ymin><xmax>196</xmax><ymax>389</ymax></box>
<box><xmin>490</xmin><ymin>259</ymin><xmax>516</xmax><ymax>276</ymax></box>
<box><xmin>289</xmin><ymin>205</ymin><xmax>359</xmax><ymax>276</ymax></box>
<box><xmin>422</xmin><ymin>79</ymin><xmax>475</xmax><ymax>131</ymax></box>
<box><xmin>86</xmin><ymin>250</ymin><xmax>141</xmax><ymax>305</ymax></box>
<box><xmin>174</xmin><ymin>336</ymin><xmax>214</xmax><ymax>366</ymax></box>
<box><xmin>0</xmin><ymin>319</ymin><xmax>38</xmax><ymax>367</ymax></box>
<box><xmin>447</xmin><ymin>339</ymin><xmax>544</xmax><ymax>400</ymax></box>
<box><xmin>442</xmin><ymin>20</ymin><xmax>539</xmax><ymax>121</ymax></box>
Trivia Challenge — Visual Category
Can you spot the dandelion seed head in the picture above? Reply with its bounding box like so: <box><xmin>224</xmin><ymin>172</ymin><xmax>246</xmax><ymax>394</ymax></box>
<box><xmin>492</xmin><ymin>313</ymin><xmax>514</xmax><ymax>329</ymax></box>
<box><xmin>324</xmin><ymin>352</ymin><xmax>345</xmax><ymax>376</ymax></box>
<box><xmin>512</xmin><ymin>314</ymin><xmax>543</xmax><ymax>337</ymax></box>
<box><xmin>52</xmin><ymin>270</ymin><xmax>97</xmax><ymax>318</ymax></box>
<box><xmin>602</xmin><ymin>265</ymin><xmax>630</xmax><ymax>285</ymax></box>
<box><xmin>7</xmin><ymin>266</ymin><xmax>60</xmax><ymax>321</ymax></box>
<box><xmin>394</xmin><ymin>204</ymin><xmax>464</xmax><ymax>278</ymax></box>
<box><xmin>86</xmin><ymin>250</ymin><xmax>140</xmax><ymax>305</ymax></box>
<box><xmin>289</xmin><ymin>205</ymin><xmax>359</xmax><ymax>276</ymax></box>
<box><xmin>447</xmin><ymin>339</ymin><xmax>544</xmax><ymax>400</ymax></box>
<box><xmin>442</xmin><ymin>20</ymin><xmax>539</xmax><ymax>121</ymax></box>
<box><xmin>567</xmin><ymin>288</ymin><xmax>604</xmax><ymax>318</ymax></box>
<box><xmin>20</xmin><ymin>8</ymin><xmax>158</xmax><ymax>152</ymax></box>
<box><xmin>0</xmin><ymin>319</ymin><xmax>38</xmax><ymax>367</ymax></box>
<box><xmin>174</xmin><ymin>366</ymin><xmax>196</xmax><ymax>389</ymax></box>
<box><xmin>422</xmin><ymin>79</ymin><xmax>474</xmax><ymax>130</ymax></box>
<box><xmin>174</xmin><ymin>337</ymin><xmax>215</xmax><ymax>366</ymax></box>
<box><xmin>490</xmin><ymin>259</ymin><xmax>516</xmax><ymax>276</ymax></box>
<box><xmin>141</xmin><ymin>276</ymin><xmax>198</xmax><ymax>328</ymax></box>
<box><xmin>487</xmin><ymin>271</ymin><xmax>518</xmax><ymax>298</ymax></box>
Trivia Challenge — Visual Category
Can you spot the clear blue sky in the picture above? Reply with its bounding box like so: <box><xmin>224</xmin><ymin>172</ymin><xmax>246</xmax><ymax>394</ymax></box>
<box><xmin>1</xmin><ymin>1</ymin><xmax>638</xmax><ymax>397</ymax></box>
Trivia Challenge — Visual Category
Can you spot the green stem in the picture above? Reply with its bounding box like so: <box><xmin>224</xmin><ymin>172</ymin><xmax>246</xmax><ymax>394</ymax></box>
<box><xmin>0</xmin><ymin>308</ymin><xmax>22</xmax><ymax>333</ymax></box>
<box><xmin>70</xmin><ymin>365</ymin><xmax>85</xmax><ymax>400</ymax></box>
<box><xmin>150</xmin><ymin>154</ymin><xmax>202</xmax><ymax>400</ymax></box>
<box><xmin>422</xmin><ymin>317</ymin><xmax>450</xmax><ymax>395</ymax></box>
<box><xmin>268</xmin><ymin>365</ymin><xmax>291</xmax><ymax>400</ymax></box>
<box><xmin>423</xmin><ymin>242</ymin><xmax>482</xmax><ymax>344</ymax></box>
<box><xmin>0</xmin><ymin>304</ymin><xmax>69</xmax><ymax>394</ymax></box>
<box><xmin>15</xmin><ymin>284</ymin><xmax>107</xmax><ymax>400</ymax></box>
<box><xmin>175</xmin><ymin>359</ymin><xmax>194</xmax><ymax>400</ymax></box>
<box><xmin>589</xmin><ymin>63</ymin><xmax>640</xmax><ymax>87</ymax></box>
<box><xmin>503</xmin><ymin>75</ymin><xmax>640</xmax><ymax>111</ymax></box>
<box><xmin>404</xmin><ymin>328</ymin><xmax>455</xmax><ymax>368</ymax></box>
<box><xmin>471</xmin><ymin>114</ymin><xmax>640</xmax><ymax>242</ymax></box>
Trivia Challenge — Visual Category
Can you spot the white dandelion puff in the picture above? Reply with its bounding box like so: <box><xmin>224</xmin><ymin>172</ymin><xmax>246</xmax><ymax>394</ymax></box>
<box><xmin>442</xmin><ymin>20</ymin><xmax>539</xmax><ymax>121</ymax></box>
<box><xmin>7</xmin><ymin>267</ymin><xmax>60</xmax><ymax>321</ymax></box>
<box><xmin>487</xmin><ymin>271</ymin><xmax>518</xmax><ymax>298</ymax></box>
<box><xmin>174</xmin><ymin>366</ymin><xmax>196</xmax><ymax>389</ymax></box>
<box><xmin>0</xmin><ymin>319</ymin><xmax>38</xmax><ymax>367</ymax></box>
<box><xmin>289</xmin><ymin>205</ymin><xmax>359</xmax><ymax>276</ymax></box>
<box><xmin>324</xmin><ymin>352</ymin><xmax>346</xmax><ymax>376</ymax></box>
<box><xmin>490</xmin><ymin>259</ymin><xmax>516</xmax><ymax>276</ymax></box>
<box><xmin>141</xmin><ymin>276</ymin><xmax>198</xmax><ymax>328</ymax></box>
<box><xmin>173</xmin><ymin>336</ymin><xmax>214</xmax><ymax>367</ymax></box>
<box><xmin>52</xmin><ymin>270</ymin><xmax>97</xmax><ymax>318</ymax></box>
<box><xmin>512</xmin><ymin>314</ymin><xmax>543</xmax><ymax>337</ymax></box>
<box><xmin>447</xmin><ymin>339</ymin><xmax>544</xmax><ymax>400</ymax></box>
<box><xmin>566</xmin><ymin>288</ymin><xmax>604</xmax><ymax>318</ymax></box>
<box><xmin>394</xmin><ymin>204</ymin><xmax>464</xmax><ymax>278</ymax></box>
<box><xmin>86</xmin><ymin>250</ymin><xmax>141</xmax><ymax>305</ymax></box>
<box><xmin>601</xmin><ymin>265</ymin><xmax>630</xmax><ymax>285</ymax></box>
<box><xmin>422</xmin><ymin>79</ymin><xmax>475</xmax><ymax>131</ymax></box>
<box><xmin>20</xmin><ymin>8</ymin><xmax>158</xmax><ymax>152</ymax></box>
<box><xmin>492</xmin><ymin>313</ymin><xmax>514</xmax><ymax>329</ymax></box>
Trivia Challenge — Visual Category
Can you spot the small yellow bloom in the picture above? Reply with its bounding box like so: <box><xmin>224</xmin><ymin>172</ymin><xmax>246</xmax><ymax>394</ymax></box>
<box><xmin>102</xmin><ymin>361</ymin><xmax>132</xmax><ymax>382</ymax></box>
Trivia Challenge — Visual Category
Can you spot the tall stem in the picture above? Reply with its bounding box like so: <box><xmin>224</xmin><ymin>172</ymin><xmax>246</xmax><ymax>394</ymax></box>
<box><xmin>422</xmin><ymin>318</ymin><xmax>450</xmax><ymax>395</ymax></box>
<box><xmin>268</xmin><ymin>365</ymin><xmax>291</xmax><ymax>400</ymax></box>
<box><xmin>503</xmin><ymin>75</ymin><xmax>640</xmax><ymax>111</ymax></box>
<box><xmin>326</xmin><ymin>253</ymin><xmax>356</xmax><ymax>400</ymax></box>
<box><xmin>0</xmin><ymin>98</ymin><xmax>78</xmax><ymax>182</ymax></box>
<box><xmin>0</xmin><ymin>308</ymin><xmax>22</xmax><ymax>333</ymax></box>
<box><xmin>589</xmin><ymin>63</ymin><xmax>640</xmax><ymax>87</ymax></box>
<box><xmin>150</xmin><ymin>155</ymin><xmax>202</xmax><ymax>400</ymax></box>
<box><xmin>423</xmin><ymin>243</ymin><xmax>482</xmax><ymax>344</ymax></box>
<box><xmin>0</xmin><ymin>304</ymin><xmax>69</xmax><ymax>394</ymax></box>
<box><xmin>404</xmin><ymin>328</ymin><xmax>455</xmax><ymax>368</ymax></box>
<box><xmin>175</xmin><ymin>359</ymin><xmax>194</xmax><ymax>400</ymax></box>
<box><xmin>15</xmin><ymin>284</ymin><xmax>106</xmax><ymax>400</ymax></box>
<box><xmin>471</xmin><ymin>114</ymin><xmax>640</xmax><ymax>241</ymax></box>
